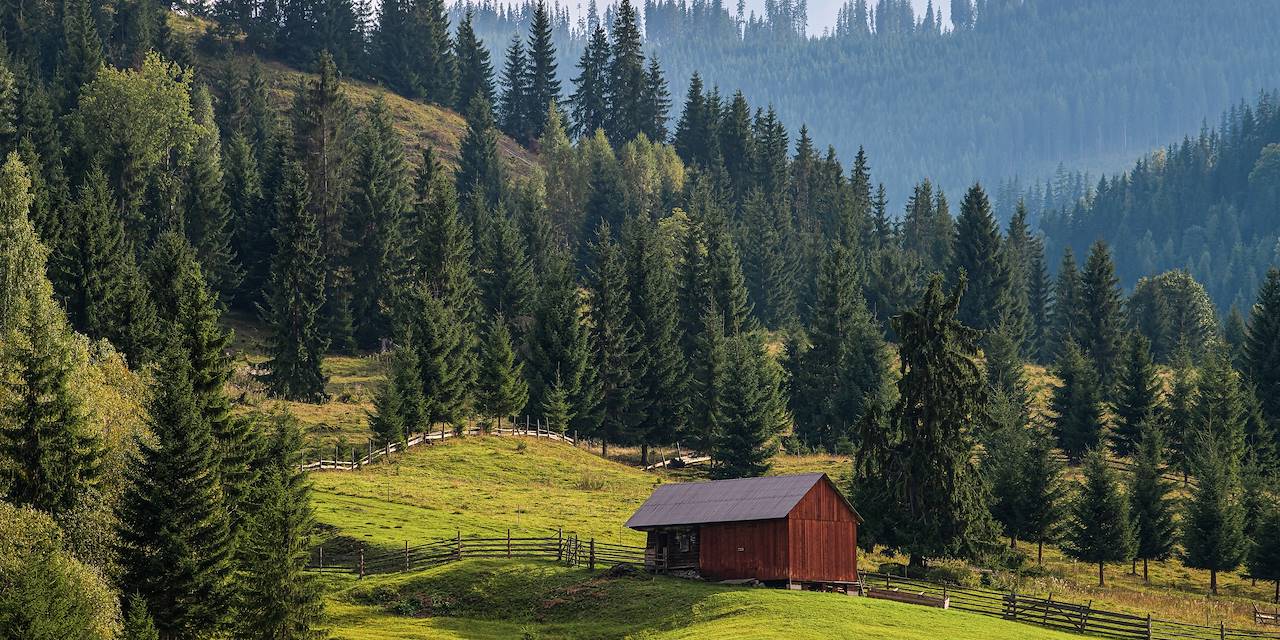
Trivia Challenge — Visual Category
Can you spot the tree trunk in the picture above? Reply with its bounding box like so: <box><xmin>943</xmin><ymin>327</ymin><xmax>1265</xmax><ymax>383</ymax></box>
<box><xmin>909</xmin><ymin>554</ymin><xmax>926</xmax><ymax>570</ymax></box>
<box><xmin>1037</xmin><ymin>540</ymin><xmax>1044</xmax><ymax>565</ymax></box>
<box><xmin>1009</xmin><ymin>535</ymin><xmax>1017</xmax><ymax>550</ymax></box>
<box><xmin>1210</xmin><ymin>569</ymin><xmax>1218</xmax><ymax>595</ymax></box>
<box><xmin>641</xmin><ymin>443</ymin><xmax>649</xmax><ymax>466</ymax></box>
<box><xmin>1274</xmin><ymin>579</ymin><xmax>1278</xmax><ymax>604</ymax></box>
<box><xmin>1098</xmin><ymin>561</ymin><xmax>1105</xmax><ymax>587</ymax></box>
<box><xmin>602</xmin><ymin>442</ymin><xmax>608</xmax><ymax>457</ymax></box>
<box><xmin>1131</xmin><ymin>558</ymin><xmax>1137</xmax><ymax>575</ymax></box>
<box><xmin>1143</xmin><ymin>558</ymin><xmax>1149</xmax><ymax>584</ymax></box>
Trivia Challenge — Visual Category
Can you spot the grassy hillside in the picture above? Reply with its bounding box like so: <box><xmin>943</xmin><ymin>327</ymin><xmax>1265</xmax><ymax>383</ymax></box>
<box><xmin>323</xmin><ymin>558</ymin><xmax>1086</xmax><ymax>640</ymax></box>
<box><xmin>171</xmin><ymin>13</ymin><xmax>539</xmax><ymax>180</ymax></box>
<box><xmin>312</xmin><ymin>436</ymin><xmax>657</xmax><ymax>547</ymax></box>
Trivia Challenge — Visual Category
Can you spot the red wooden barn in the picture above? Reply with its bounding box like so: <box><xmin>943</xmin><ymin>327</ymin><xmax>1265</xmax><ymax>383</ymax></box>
<box><xmin>625</xmin><ymin>473</ymin><xmax>862</xmax><ymax>588</ymax></box>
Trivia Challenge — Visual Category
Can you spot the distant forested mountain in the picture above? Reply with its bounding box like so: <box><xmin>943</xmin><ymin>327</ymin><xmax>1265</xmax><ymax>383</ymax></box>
<box><xmin>1037</xmin><ymin>92</ymin><xmax>1280</xmax><ymax>312</ymax></box>
<box><xmin>453</xmin><ymin>0</ymin><xmax>1280</xmax><ymax>200</ymax></box>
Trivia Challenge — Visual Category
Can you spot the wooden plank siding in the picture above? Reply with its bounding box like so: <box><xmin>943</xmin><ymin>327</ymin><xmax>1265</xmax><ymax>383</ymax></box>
<box><xmin>787</xmin><ymin>479</ymin><xmax>859</xmax><ymax>582</ymax></box>
<box><xmin>698</xmin><ymin>519</ymin><xmax>791</xmax><ymax>581</ymax></box>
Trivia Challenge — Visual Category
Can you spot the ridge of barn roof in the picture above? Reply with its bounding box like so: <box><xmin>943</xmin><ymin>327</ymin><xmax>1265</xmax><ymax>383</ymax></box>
<box><xmin>626</xmin><ymin>472</ymin><xmax>854</xmax><ymax>529</ymax></box>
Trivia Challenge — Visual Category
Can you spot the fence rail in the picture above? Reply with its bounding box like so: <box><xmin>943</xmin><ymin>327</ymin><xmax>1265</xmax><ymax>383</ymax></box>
<box><xmin>863</xmin><ymin>572</ymin><xmax>1280</xmax><ymax>640</ymax></box>
<box><xmin>306</xmin><ymin>530</ymin><xmax>646</xmax><ymax>578</ymax></box>
<box><xmin>301</xmin><ymin>418</ymin><xmax>578</xmax><ymax>472</ymax></box>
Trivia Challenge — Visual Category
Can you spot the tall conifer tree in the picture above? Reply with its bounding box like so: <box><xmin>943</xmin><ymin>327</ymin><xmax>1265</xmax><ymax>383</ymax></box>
<box><xmin>568</xmin><ymin>25</ymin><xmax>610</xmax><ymax>138</ymax></box>
<box><xmin>456</xmin><ymin>95</ymin><xmax>504</xmax><ymax>210</ymax></box>
<box><xmin>1079</xmin><ymin>241</ymin><xmax>1125</xmax><ymax>387</ymax></box>
<box><xmin>1129</xmin><ymin>422</ymin><xmax>1176</xmax><ymax>583</ymax></box>
<box><xmin>1111</xmin><ymin>333</ymin><xmax>1162</xmax><ymax>458</ymax></box>
<box><xmin>1064</xmin><ymin>449</ymin><xmax>1135</xmax><ymax>587</ymax></box>
<box><xmin>348</xmin><ymin>97</ymin><xmax>411</xmax><ymax>349</ymax></box>
<box><xmin>452</xmin><ymin>10</ymin><xmax>494</xmax><ymax>114</ymax></box>
<box><xmin>948</xmin><ymin>183</ymin><xmax>1011</xmax><ymax>332</ymax></box>
<box><xmin>476</xmin><ymin>316</ymin><xmax>527</xmax><ymax>429</ymax></box>
<box><xmin>118</xmin><ymin>342</ymin><xmax>234</xmax><ymax>638</ymax></box>
<box><xmin>260</xmin><ymin>162</ymin><xmax>329</xmax><ymax>402</ymax></box>
<box><xmin>712</xmin><ymin>333</ymin><xmax>788</xmax><ymax>479</ymax></box>
<box><xmin>605</xmin><ymin>0</ymin><xmax>645</xmax><ymax>146</ymax></box>
<box><xmin>1050</xmin><ymin>340</ymin><xmax>1105</xmax><ymax>460</ymax></box>
<box><xmin>524</xmin><ymin>1</ymin><xmax>559</xmax><ymax>141</ymax></box>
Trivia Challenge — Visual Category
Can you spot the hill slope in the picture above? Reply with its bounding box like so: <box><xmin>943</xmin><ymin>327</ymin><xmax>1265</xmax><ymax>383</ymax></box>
<box><xmin>325</xmin><ymin>558</ymin><xmax>1086</xmax><ymax>640</ymax></box>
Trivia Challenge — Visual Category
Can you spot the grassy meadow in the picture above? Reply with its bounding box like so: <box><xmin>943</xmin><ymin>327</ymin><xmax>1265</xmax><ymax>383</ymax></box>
<box><xmin>321</xmin><ymin>558</ymin><xmax>1088</xmax><ymax>640</ymax></box>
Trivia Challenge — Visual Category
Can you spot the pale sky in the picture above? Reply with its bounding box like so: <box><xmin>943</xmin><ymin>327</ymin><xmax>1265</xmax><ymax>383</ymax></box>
<box><xmin>741</xmin><ymin>0</ymin><xmax>949</xmax><ymax>34</ymax></box>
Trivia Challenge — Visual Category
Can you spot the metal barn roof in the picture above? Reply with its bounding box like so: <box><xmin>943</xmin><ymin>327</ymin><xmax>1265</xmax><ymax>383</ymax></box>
<box><xmin>626</xmin><ymin>473</ymin><xmax>838</xmax><ymax>529</ymax></box>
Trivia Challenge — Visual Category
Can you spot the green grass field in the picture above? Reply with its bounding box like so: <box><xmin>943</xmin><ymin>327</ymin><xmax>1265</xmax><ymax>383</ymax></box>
<box><xmin>321</xmin><ymin>558</ymin><xmax>1087</xmax><ymax>640</ymax></box>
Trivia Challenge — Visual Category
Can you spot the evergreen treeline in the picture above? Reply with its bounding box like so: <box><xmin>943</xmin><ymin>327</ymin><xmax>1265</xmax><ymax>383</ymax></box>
<box><xmin>452</xmin><ymin>0</ymin><xmax>1280</xmax><ymax>202</ymax></box>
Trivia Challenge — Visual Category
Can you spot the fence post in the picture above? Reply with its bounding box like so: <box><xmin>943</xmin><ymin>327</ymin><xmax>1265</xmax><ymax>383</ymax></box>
<box><xmin>318</xmin><ymin>545</ymin><xmax>324</xmax><ymax>574</ymax></box>
<box><xmin>1220</xmin><ymin>621</ymin><xmax>1226</xmax><ymax>640</ymax></box>
<box><xmin>558</xmin><ymin>527</ymin><xmax>564</xmax><ymax>561</ymax></box>
<box><xmin>1008</xmin><ymin>590</ymin><xmax>1017</xmax><ymax>621</ymax></box>
<box><xmin>456</xmin><ymin>530</ymin><xmax>462</xmax><ymax>560</ymax></box>
<box><xmin>507</xmin><ymin>528</ymin><xmax>511</xmax><ymax>558</ymax></box>
<box><xmin>589</xmin><ymin>538</ymin><xmax>595</xmax><ymax>571</ymax></box>
<box><xmin>404</xmin><ymin>541</ymin><xmax>410</xmax><ymax>571</ymax></box>
<box><xmin>1146</xmin><ymin>613</ymin><xmax>1152</xmax><ymax>640</ymax></box>
<box><xmin>358</xmin><ymin>544</ymin><xmax>365</xmax><ymax>579</ymax></box>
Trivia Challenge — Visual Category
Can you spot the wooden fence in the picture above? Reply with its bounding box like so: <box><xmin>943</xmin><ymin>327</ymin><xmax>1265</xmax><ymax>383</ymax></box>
<box><xmin>305</xmin><ymin>530</ymin><xmax>646</xmax><ymax>578</ymax></box>
<box><xmin>301</xmin><ymin>419</ymin><xmax>577</xmax><ymax>472</ymax></box>
<box><xmin>863</xmin><ymin>573</ymin><xmax>1280</xmax><ymax>639</ymax></box>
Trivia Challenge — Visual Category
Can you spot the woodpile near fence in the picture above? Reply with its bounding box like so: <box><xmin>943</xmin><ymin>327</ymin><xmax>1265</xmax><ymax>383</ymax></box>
<box><xmin>865</xmin><ymin>572</ymin><xmax>1280</xmax><ymax>639</ymax></box>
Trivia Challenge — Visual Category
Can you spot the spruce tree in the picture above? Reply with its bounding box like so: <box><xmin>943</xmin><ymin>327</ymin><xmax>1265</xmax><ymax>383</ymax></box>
<box><xmin>414</xmin><ymin>166</ymin><xmax>478</xmax><ymax>317</ymax></box>
<box><xmin>1050</xmin><ymin>247</ymin><xmax>1083</xmax><ymax>359</ymax></box>
<box><xmin>569</xmin><ymin>24</ymin><xmax>610</xmax><ymax>138</ymax></box>
<box><xmin>236</xmin><ymin>414</ymin><xmax>326</xmax><ymax>640</ymax></box>
<box><xmin>61</xmin><ymin>166</ymin><xmax>158</xmax><ymax>366</ymax></box>
<box><xmin>497</xmin><ymin>35</ymin><xmax>529</xmax><ymax>143</ymax></box>
<box><xmin>1166</xmin><ymin>357</ymin><xmax>1198</xmax><ymax>482</ymax></box>
<box><xmin>1182</xmin><ymin>428</ymin><xmax>1248</xmax><ymax>595</ymax></box>
<box><xmin>712</xmin><ymin>333</ymin><xmax>788</xmax><ymax>479</ymax></box>
<box><xmin>0</xmin><ymin>155</ymin><xmax>99</xmax><ymax>515</ymax></box>
<box><xmin>673</xmin><ymin>73</ymin><xmax>712</xmax><ymax>167</ymax></box>
<box><xmin>1246</xmin><ymin>269</ymin><xmax>1280</xmax><ymax>430</ymax></box>
<box><xmin>165</xmin><ymin>243</ymin><xmax>260</xmax><ymax>540</ymax></box>
<box><xmin>1129</xmin><ymin>422</ymin><xmax>1177</xmax><ymax>583</ymax></box>
<box><xmin>524</xmin><ymin>1</ymin><xmax>559</xmax><ymax>141</ymax></box>
<box><xmin>1194</xmin><ymin>351</ymin><xmax>1247</xmax><ymax>472</ymax></box>
<box><xmin>623</xmin><ymin>217</ymin><xmax>688</xmax><ymax>458</ymax></box>
<box><xmin>582</xmin><ymin>223</ymin><xmax>640</xmax><ymax>448</ymax></box>
<box><xmin>456</xmin><ymin>94</ymin><xmax>504</xmax><ymax>210</ymax></box>
<box><xmin>1026</xmin><ymin>237</ymin><xmax>1052</xmax><ymax>363</ymax></box>
<box><xmin>369</xmin><ymin>343</ymin><xmax>425</xmax><ymax>445</ymax></box>
<box><xmin>527</xmin><ymin>247</ymin><xmax>590</xmax><ymax>434</ymax></box>
<box><xmin>854</xmin><ymin>275</ymin><xmax>998</xmax><ymax>565</ymax></box>
<box><xmin>1111</xmin><ymin>333</ymin><xmax>1162</xmax><ymax>458</ymax></box>
<box><xmin>700</xmin><ymin>198</ymin><xmax>753</xmax><ymax>334</ymax></box>
<box><xmin>476</xmin><ymin>316</ymin><xmax>527</xmax><ymax>430</ymax></box>
<box><xmin>605</xmin><ymin>0</ymin><xmax>645</xmax><ymax>146</ymax></box>
<box><xmin>640</xmin><ymin>56</ymin><xmax>671</xmax><ymax>142</ymax></box>
<box><xmin>1022</xmin><ymin>427</ymin><xmax>1068</xmax><ymax>565</ymax></box>
<box><xmin>225</xmin><ymin>132</ymin><xmax>270</xmax><ymax>308</ymax></box>
<box><xmin>348</xmin><ymin>97</ymin><xmax>412</xmax><ymax>350</ymax></box>
<box><xmin>186</xmin><ymin>86</ymin><xmax>241</xmax><ymax>300</ymax></box>
<box><xmin>541</xmin><ymin>373</ymin><xmax>571</xmax><ymax>434</ymax></box>
<box><xmin>792</xmin><ymin>227</ymin><xmax>889</xmax><ymax>452</ymax></box>
<box><xmin>477</xmin><ymin>207</ymin><xmax>535</xmax><ymax>322</ymax></box>
<box><xmin>1224</xmin><ymin>304</ymin><xmax>1248</xmax><ymax>370</ymax></box>
<box><xmin>122</xmin><ymin>594</ymin><xmax>159</xmax><ymax>640</ymax></box>
<box><xmin>689</xmin><ymin>300</ymin><xmax>728</xmax><ymax>458</ymax></box>
<box><xmin>291</xmin><ymin>51</ymin><xmax>356</xmax><ymax>352</ymax></box>
<box><xmin>948</xmin><ymin>183</ymin><xmax>1012</xmax><ymax>332</ymax></box>
<box><xmin>1248</xmin><ymin>503</ymin><xmax>1280</xmax><ymax>603</ymax></box>
<box><xmin>118</xmin><ymin>342</ymin><xmax>234</xmax><ymax>638</ymax></box>
<box><xmin>1050</xmin><ymin>340</ymin><xmax>1105</xmax><ymax>460</ymax></box>
<box><xmin>1079</xmin><ymin>240</ymin><xmax>1125</xmax><ymax>387</ymax></box>
<box><xmin>259</xmin><ymin>162</ymin><xmax>329</xmax><ymax>402</ymax></box>
<box><xmin>1063</xmin><ymin>449</ymin><xmax>1136</xmax><ymax>587</ymax></box>
<box><xmin>452</xmin><ymin>9</ymin><xmax>494</xmax><ymax>114</ymax></box>
<box><xmin>409</xmin><ymin>288</ymin><xmax>474</xmax><ymax>429</ymax></box>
